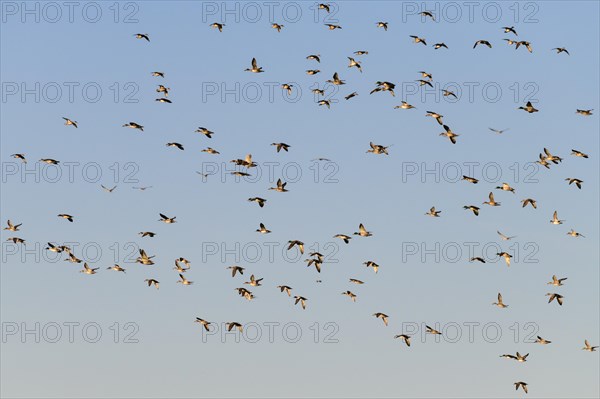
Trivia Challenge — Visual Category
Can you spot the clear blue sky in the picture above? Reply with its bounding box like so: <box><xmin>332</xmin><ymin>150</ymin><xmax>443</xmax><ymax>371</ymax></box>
<box><xmin>1</xmin><ymin>1</ymin><xmax>599</xmax><ymax>398</ymax></box>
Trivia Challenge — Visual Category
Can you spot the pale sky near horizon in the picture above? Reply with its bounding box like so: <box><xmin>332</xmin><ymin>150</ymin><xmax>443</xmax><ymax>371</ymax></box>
<box><xmin>1</xmin><ymin>1</ymin><xmax>599</xmax><ymax>398</ymax></box>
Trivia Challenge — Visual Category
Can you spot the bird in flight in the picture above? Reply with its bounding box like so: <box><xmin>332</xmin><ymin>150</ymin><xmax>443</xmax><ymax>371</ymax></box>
<box><xmin>409</xmin><ymin>35</ymin><xmax>427</xmax><ymax>45</ymax></box>
<box><xmin>373</xmin><ymin>312</ymin><xmax>389</xmax><ymax>326</ymax></box>
<box><xmin>4</xmin><ymin>220</ymin><xmax>22</xmax><ymax>232</ymax></box>
<box><xmin>101</xmin><ymin>185</ymin><xmax>117</xmax><ymax>193</ymax></box>
<box><xmin>497</xmin><ymin>231</ymin><xmax>515</xmax><ymax>241</ymax></box>
<box><xmin>394</xmin><ymin>334</ymin><xmax>411</xmax><ymax>346</ymax></box>
<box><xmin>134</xmin><ymin>33</ymin><xmax>150</xmax><ymax>41</ymax></box>
<box><xmin>547</xmin><ymin>275</ymin><xmax>567</xmax><ymax>286</ymax></box>
<box><xmin>489</xmin><ymin>127</ymin><xmax>509</xmax><ymax>134</ymax></box>
<box><xmin>492</xmin><ymin>293</ymin><xmax>508</xmax><ymax>308</ymax></box>
<box><xmin>582</xmin><ymin>340</ymin><xmax>598</xmax><ymax>352</ymax></box>
<box><xmin>552</xmin><ymin>47</ymin><xmax>570</xmax><ymax>55</ymax></box>
<box><xmin>159</xmin><ymin>213</ymin><xmax>176</xmax><ymax>223</ymax></box>
<box><xmin>473</xmin><ymin>40</ymin><xmax>492</xmax><ymax>49</ymax></box>
<box><xmin>245</xmin><ymin>58</ymin><xmax>264</xmax><ymax>73</ymax></box>
<box><xmin>518</xmin><ymin>101</ymin><xmax>539</xmax><ymax>113</ymax></box>
<box><xmin>514</xmin><ymin>382</ymin><xmax>528</xmax><ymax>394</ymax></box>
<box><xmin>354</xmin><ymin>223</ymin><xmax>373</xmax><ymax>237</ymax></box>
<box><xmin>62</xmin><ymin>117</ymin><xmax>78</xmax><ymax>128</ymax></box>
<box><xmin>546</xmin><ymin>293</ymin><xmax>564</xmax><ymax>306</ymax></box>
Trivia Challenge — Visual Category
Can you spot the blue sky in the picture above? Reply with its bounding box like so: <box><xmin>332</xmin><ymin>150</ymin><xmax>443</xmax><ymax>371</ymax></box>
<box><xmin>1</xmin><ymin>1</ymin><xmax>599</xmax><ymax>397</ymax></box>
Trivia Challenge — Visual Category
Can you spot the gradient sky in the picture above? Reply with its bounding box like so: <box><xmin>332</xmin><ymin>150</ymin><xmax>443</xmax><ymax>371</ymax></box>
<box><xmin>1</xmin><ymin>1</ymin><xmax>599</xmax><ymax>398</ymax></box>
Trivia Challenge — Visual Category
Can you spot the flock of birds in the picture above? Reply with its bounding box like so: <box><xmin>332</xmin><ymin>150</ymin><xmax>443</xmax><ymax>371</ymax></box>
<box><xmin>5</xmin><ymin>5</ymin><xmax>598</xmax><ymax>396</ymax></box>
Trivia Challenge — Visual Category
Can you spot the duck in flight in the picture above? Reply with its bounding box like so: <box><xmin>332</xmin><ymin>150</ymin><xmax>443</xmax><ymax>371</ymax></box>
<box><xmin>144</xmin><ymin>279</ymin><xmax>159</xmax><ymax>289</ymax></box>
<box><xmin>244</xmin><ymin>274</ymin><xmax>263</xmax><ymax>287</ymax></box>
<box><xmin>226</xmin><ymin>322</ymin><xmax>243</xmax><ymax>332</ymax></box>
<box><xmin>518</xmin><ymin>101</ymin><xmax>538</xmax><ymax>113</ymax></box>
<box><xmin>502</xmin><ymin>26</ymin><xmax>518</xmax><ymax>35</ymax></box>
<box><xmin>495</xmin><ymin>183</ymin><xmax>515</xmax><ymax>193</ymax></box>
<box><xmin>354</xmin><ymin>223</ymin><xmax>373</xmax><ymax>237</ymax></box>
<box><xmin>138</xmin><ymin>231</ymin><xmax>156</xmax><ymax>238</ymax></box>
<box><xmin>373</xmin><ymin>313</ymin><xmax>389</xmax><ymax>326</ymax></box>
<box><xmin>364</xmin><ymin>261</ymin><xmax>379</xmax><ymax>273</ymax></box>
<box><xmin>473</xmin><ymin>40</ymin><xmax>492</xmax><ymax>49</ymax></box>
<box><xmin>535</xmin><ymin>336</ymin><xmax>551</xmax><ymax>344</ymax></box>
<box><xmin>547</xmin><ymin>275</ymin><xmax>567</xmax><ymax>286</ymax></box>
<box><xmin>426</xmin><ymin>325</ymin><xmax>442</xmax><ymax>335</ymax></box>
<box><xmin>463</xmin><ymin>205</ymin><xmax>480</xmax><ymax>216</ymax></box>
<box><xmin>271</xmin><ymin>23</ymin><xmax>284</xmax><ymax>32</ymax></box>
<box><xmin>271</xmin><ymin>142</ymin><xmax>290</xmax><ymax>152</ymax></box>
<box><xmin>136</xmin><ymin>249</ymin><xmax>155</xmax><ymax>265</ymax></box>
<box><xmin>134</xmin><ymin>33</ymin><xmax>150</xmax><ymax>41</ymax></box>
<box><xmin>370</xmin><ymin>81</ymin><xmax>395</xmax><ymax>96</ymax></box>
<box><xmin>269</xmin><ymin>178</ymin><xmax>288</xmax><ymax>192</ymax></box>
<box><xmin>58</xmin><ymin>214</ymin><xmax>74</xmax><ymax>222</ymax></box>
<box><xmin>11</xmin><ymin>153</ymin><xmax>26</xmax><ymax>163</ymax></box>
<box><xmin>277</xmin><ymin>285</ymin><xmax>292</xmax><ymax>296</ymax></box>
<box><xmin>327</xmin><ymin>72</ymin><xmax>345</xmax><ymax>85</ymax></box>
<box><xmin>333</xmin><ymin>234</ymin><xmax>352</xmax><ymax>244</ymax></box>
<box><xmin>546</xmin><ymin>293</ymin><xmax>564</xmax><ymax>306</ymax></box>
<box><xmin>515</xmin><ymin>40</ymin><xmax>533</xmax><ymax>53</ymax></box>
<box><xmin>256</xmin><ymin>223</ymin><xmax>271</xmax><ymax>234</ymax></box>
<box><xmin>497</xmin><ymin>231</ymin><xmax>515</xmax><ymax>241</ymax></box>
<box><xmin>101</xmin><ymin>184</ymin><xmax>117</xmax><ymax>193</ymax></box>
<box><xmin>245</xmin><ymin>58</ymin><xmax>264</xmax><ymax>73</ymax></box>
<box><xmin>550</xmin><ymin>211</ymin><xmax>564</xmax><ymax>225</ymax></box>
<box><xmin>4</xmin><ymin>220</ymin><xmax>22</xmax><ymax>232</ymax></box>
<box><xmin>571</xmin><ymin>149</ymin><xmax>588</xmax><ymax>158</ymax></box>
<box><xmin>294</xmin><ymin>296</ymin><xmax>308</xmax><ymax>309</ymax></box>
<box><xmin>376</xmin><ymin>21</ymin><xmax>388</xmax><ymax>31</ymax></box>
<box><xmin>194</xmin><ymin>318</ymin><xmax>211</xmax><ymax>331</ymax></box>
<box><xmin>497</xmin><ymin>252</ymin><xmax>512</xmax><ymax>267</ymax></box>
<box><xmin>483</xmin><ymin>192</ymin><xmax>500</xmax><ymax>206</ymax></box>
<box><xmin>367</xmin><ymin>142</ymin><xmax>391</xmax><ymax>155</ymax></box>
<box><xmin>62</xmin><ymin>117</ymin><xmax>78</xmax><ymax>128</ymax></box>
<box><xmin>158</xmin><ymin>213</ymin><xmax>176</xmax><ymax>223</ymax></box>
<box><xmin>514</xmin><ymin>382</ymin><xmax>528</xmax><ymax>394</ymax></box>
<box><xmin>566</xmin><ymin>229</ymin><xmax>585</xmax><ymax>238</ymax></box>
<box><xmin>462</xmin><ymin>175</ymin><xmax>478</xmax><ymax>184</ymax></box>
<box><xmin>287</xmin><ymin>240</ymin><xmax>304</xmax><ymax>254</ymax></box>
<box><xmin>552</xmin><ymin>47</ymin><xmax>569</xmax><ymax>55</ymax></box>
<box><xmin>440</xmin><ymin>125</ymin><xmax>460</xmax><ymax>144</ymax></box>
<box><xmin>425</xmin><ymin>111</ymin><xmax>444</xmax><ymax>125</ymax></box>
<box><xmin>410</xmin><ymin>35</ymin><xmax>427</xmax><ymax>45</ymax></box>
<box><xmin>394</xmin><ymin>334</ymin><xmax>411</xmax><ymax>346</ymax></box>
<box><xmin>342</xmin><ymin>291</ymin><xmax>357</xmax><ymax>302</ymax></box>
<box><xmin>521</xmin><ymin>198</ymin><xmax>537</xmax><ymax>209</ymax></box>
<box><xmin>227</xmin><ymin>266</ymin><xmax>245</xmax><ymax>277</ymax></box>
<box><xmin>395</xmin><ymin>101</ymin><xmax>416</xmax><ymax>109</ymax></box>
<box><xmin>565</xmin><ymin>177</ymin><xmax>583</xmax><ymax>189</ymax></box>
<box><xmin>582</xmin><ymin>340</ymin><xmax>598</xmax><ymax>352</ymax></box>
<box><xmin>210</xmin><ymin>22</ymin><xmax>224</xmax><ymax>32</ymax></box>
<box><xmin>433</xmin><ymin>42</ymin><xmax>448</xmax><ymax>49</ymax></box>
<box><xmin>248</xmin><ymin>197</ymin><xmax>267</xmax><ymax>208</ymax></box>
<box><xmin>122</xmin><ymin>122</ymin><xmax>144</xmax><ymax>131</ymax></box>
<box><xmin>347</xmin><ymin>57</ymin><xmax>362</xmax><ymax>72</ymax></box>
<box><xmin>492</xmin><ymin>293</ymin><xmax>508</xmax><ymax>308</ymax></box>
<box><xmin>419</xmin><ymin>11</ymin><xmax>435</xmax><ymax>20</ymax></box>
<box><xmin>107</xmin><ymin>264</ymin><xmax>126</xmax><ymax>273</ymax></box>
<box><xmin>166</xmin><ymin>142</ymin><xmax>184</xmax><ymax>151</ymax></box>
<box><xmin>80</xmin><ymin>263</ymin><xmax>99</xmax><ymax>275</ymax></box>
